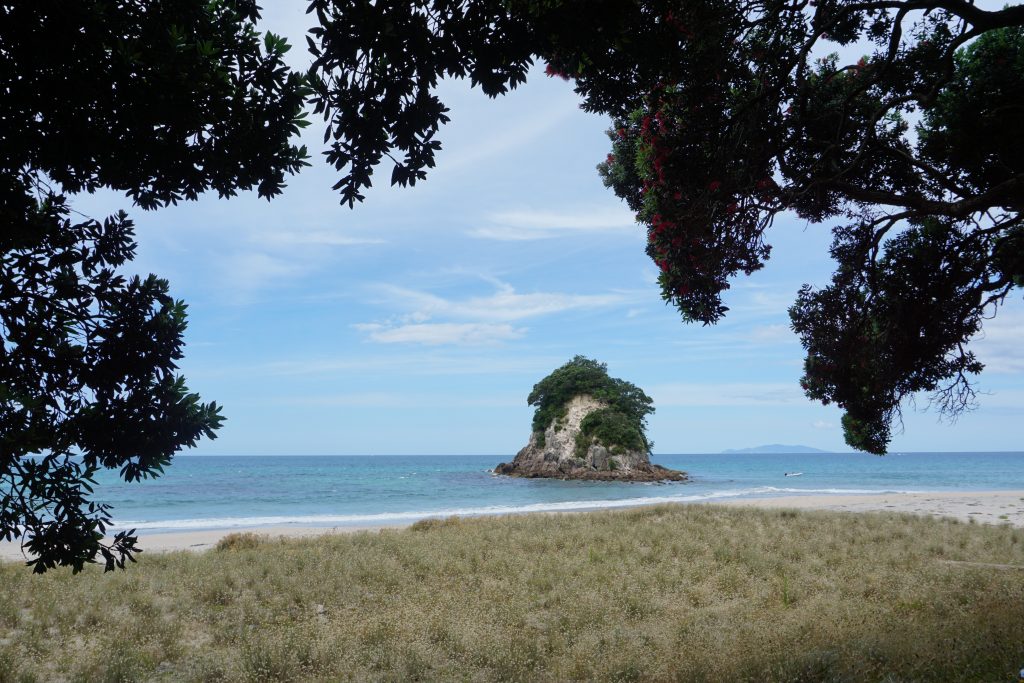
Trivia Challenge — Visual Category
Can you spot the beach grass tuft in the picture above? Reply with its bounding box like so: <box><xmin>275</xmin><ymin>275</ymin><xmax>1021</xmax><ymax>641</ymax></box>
<box><xmin>2</xmin><ymin>504</ymin><xmax>1024</xmax><ymax>681</ymax></box>
<box><xmin>214</xmin><ymin>532</ymin><xmax>264</xmax><ymax>552</ymax></box>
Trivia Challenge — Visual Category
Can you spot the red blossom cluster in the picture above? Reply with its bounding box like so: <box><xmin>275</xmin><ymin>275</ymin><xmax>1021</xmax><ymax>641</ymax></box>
<box><xmin>636</xmin><ymin>99</ymin><xmax>704</xmax><ymax>296</ymax></box>
<box><xmin>641</xmin><ymin>110</ymin><xmax>672</xmax><ymax>186</ymax></box>
<box><xmin>544</xmin><ymin>63</ymin><xmax>569</xmax><ymax>80</ymax></box>
<box><xmin>662</xmin><ymin>10</ymin><xmax>693</xmax><ymax>38</ymax></box>
<box><xmin>850</xmin><ymin>56</ymin><xmax>870</xmax><ymax>78</ymax></box>
<box><xmin>649</xmin><ymin>212</ymin><xmax>676</xmax><ymax>242</ymax></box>
<box><xmin>633</xmin><ymin>94</ymin><xmax>774</xmax><ymax>317</ymax></box>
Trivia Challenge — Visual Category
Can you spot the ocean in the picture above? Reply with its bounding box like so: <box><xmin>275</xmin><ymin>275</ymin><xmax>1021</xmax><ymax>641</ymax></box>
<box><xmin>95</xmin><ymin>452</ymin><xmax>1024</xmax><ymax>533</ymax></box>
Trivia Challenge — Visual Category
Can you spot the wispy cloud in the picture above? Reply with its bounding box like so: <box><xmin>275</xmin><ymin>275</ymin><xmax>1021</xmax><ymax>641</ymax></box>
<box><xmin>436</xmin><ymin>96</ymin><xmax>579</xmax><ymax>174</ymax></box>
<box><xmin>748</xmin><ymin>324</ymin><xmax>796</xmax><ymax>344</ymax></box>
<box><xmin>648</xmin><ymin>382</ymin><xmax>805</xmax><ymax>406</ymax></box>
<box><xmin>470</xmin><ymin>206</ymin><xmax>639</xmax><ymax>240</ymax></box>
<box><xmin>269</xmin><ymin>391</ymin><xmax>520</xmax><ymax>408</ymax></box>
<box><xmin>218</xmin><ymin>251</ymin><xmax>308</xmax><ymax>303</ymax></box>
<box><xmin>974</xmin><ymin>310</ymin><xmax>1024</xmax><ymax>374</ymax></box>
<box><xmin>252</xmin><ymin>230</ymin><xmax>385</xmax><ymax>247</ymax></box>
<box><xmin>728</xmin><ymin>285</ymin><xmax>800</xmax><ymax>316</ymax></box>
<box><xmin>371</xmin><ymin>280</ymin><xmax>630</xmax><ymax>323</ymax></box>
<box><xmin>258</xmin><ymin>353</ymin><xmax>559</xmax><ymax>378</ymax></box>
<box><xmin>210</xmin><ymin>226</ymin><xmax>385</xmax><ymax>302</ymax></box>
<box><xmin>353</xmin><ymin>278</ymin><xmax>633</xmax><ymax>345</ymax></box>
<box><xmin>353</xmin><ymin>322</ymin><xmax>525</xmax><ymax>346</ymax></box>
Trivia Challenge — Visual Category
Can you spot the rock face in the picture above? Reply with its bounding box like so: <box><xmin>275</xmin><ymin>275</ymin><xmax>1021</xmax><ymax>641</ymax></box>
<box><xmin>494</xmin><ymin>395</ymin><xmax>686</xmax><ymax>482</ymax></box>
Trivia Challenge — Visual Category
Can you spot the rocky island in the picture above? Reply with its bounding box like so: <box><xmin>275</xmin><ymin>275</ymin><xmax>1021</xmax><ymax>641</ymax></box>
<box><xmin>495</xmin><ymin>356</ymin><xmax>686</xmax><ymax>482</ymax></box>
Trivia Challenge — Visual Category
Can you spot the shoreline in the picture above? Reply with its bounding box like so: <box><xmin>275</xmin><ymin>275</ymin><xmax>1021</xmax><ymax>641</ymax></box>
<box><xmin>2</xmin><ymin>489</ymin><xmax>1022</xmax><ymax>561</ymax></box>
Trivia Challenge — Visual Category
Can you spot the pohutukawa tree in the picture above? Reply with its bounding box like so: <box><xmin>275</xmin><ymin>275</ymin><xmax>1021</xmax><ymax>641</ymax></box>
<box><xmin>308</xmin><ymin>0</ymin><xmax>1023</xmax><ymax>454</ymax></box>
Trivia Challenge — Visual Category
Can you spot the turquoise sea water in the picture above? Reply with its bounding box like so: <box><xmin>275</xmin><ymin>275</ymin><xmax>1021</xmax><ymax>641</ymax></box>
<box><xmin>94</xmin><ymin>452</ymin><xmax>1024</xmax><ymax>533</ymax></box>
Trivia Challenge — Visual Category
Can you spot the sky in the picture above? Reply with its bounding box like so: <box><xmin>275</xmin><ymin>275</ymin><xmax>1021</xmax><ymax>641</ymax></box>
<box><xmin>72</xmin><ymin>3</ymin><xmax>1024</xmax><ymax>455</ymax></box>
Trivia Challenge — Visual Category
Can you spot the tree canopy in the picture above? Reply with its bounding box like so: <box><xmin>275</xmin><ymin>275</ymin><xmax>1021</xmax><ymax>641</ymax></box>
<box><xmin>527</xmin><ymin>356</ymin><xmax>655</xmax><ymax>455</ymax></box>
<box><xmin>1</xmin><ymin>0</ymin><xmax>309</xmax><ymax>572</ymax></box>
<box><xmin>307</xmin><ymin>0</ymin><xmax>1023</xmax><ymax>455</ymax></box>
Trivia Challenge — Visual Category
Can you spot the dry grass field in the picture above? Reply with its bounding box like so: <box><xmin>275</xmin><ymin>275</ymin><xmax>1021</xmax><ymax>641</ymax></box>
<box><xmin>1</xmin><ymin>504</ymin><xmax>1023</xmax><ymax>682</ymax></box>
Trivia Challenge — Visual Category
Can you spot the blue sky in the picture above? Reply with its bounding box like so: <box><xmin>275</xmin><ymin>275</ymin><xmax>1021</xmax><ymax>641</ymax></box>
<box><xmin>73</xmin><ymin>4</ymin><xmax>1024</xmax><ymax>455</ymax></box>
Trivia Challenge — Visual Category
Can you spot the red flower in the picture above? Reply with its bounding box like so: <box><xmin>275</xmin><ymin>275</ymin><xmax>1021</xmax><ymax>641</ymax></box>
<box><xmin>708</xmin><ymin>180</ymin><xmax>722</xmax><ymax>192</ymax></box>
<box><xmin>544</xmin><ymin>64</ymin><xmax>569</xmax><ymax>80</ymax></box>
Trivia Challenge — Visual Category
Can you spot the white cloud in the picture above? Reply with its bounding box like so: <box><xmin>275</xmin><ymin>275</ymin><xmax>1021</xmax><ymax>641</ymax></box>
<box><xmin>353</xmin><ymin>322</ymin><xmax>525</xmax><ymax>345</ymax></box>
<box><xmin>470</xmin><ymin>206</ymin><xmax>638</xmax><ymax>240</ymax></box>
<box><xmin>812</xmin><ymin>420</ymin><xmax>835</xmax><ymax>430</ymax></box>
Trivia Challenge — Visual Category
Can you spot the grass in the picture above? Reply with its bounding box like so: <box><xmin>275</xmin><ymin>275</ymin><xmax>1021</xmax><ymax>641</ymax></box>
<box><xmin>2</xmin><ymin>504</ymin><xmax>1024</xmax><ymax>682</ymax></box>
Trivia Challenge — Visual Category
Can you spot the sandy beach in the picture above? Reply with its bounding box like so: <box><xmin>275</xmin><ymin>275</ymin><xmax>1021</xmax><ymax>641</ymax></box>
<box><xmin>0</xmin><ymin>522</ymin><xmax>405</xmax><ymax>562</ymax></box>
<box><xmin>2</xmin><ymin>490</ymin><xmax>1022</xmax><ymax>562</ymax></box>
<box><xmin>716</xmin><ymin>489</ymin><xmax>1024</xmax><ymax>526</ymax></box>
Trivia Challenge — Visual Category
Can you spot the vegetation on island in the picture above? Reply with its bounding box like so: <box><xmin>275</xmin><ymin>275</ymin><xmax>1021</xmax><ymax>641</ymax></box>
<box><xmin>0</xmin><ymin>505</ymin><xmax>1022</xmax><ymax>680</ymax></box>
<box><xmin>526</xmin><ymin>356</ymin><xmax>654</xmax><ymax>455</ymax></box>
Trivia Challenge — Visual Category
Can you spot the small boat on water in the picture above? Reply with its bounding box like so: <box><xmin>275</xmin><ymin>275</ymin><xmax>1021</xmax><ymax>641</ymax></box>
<box><xmin>784</xmin><ymin>472</ymin><xmax>803</xmax><ymax>477</ymax></box>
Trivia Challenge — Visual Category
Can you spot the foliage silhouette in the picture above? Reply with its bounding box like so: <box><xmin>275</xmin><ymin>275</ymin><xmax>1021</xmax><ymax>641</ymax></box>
<box><xmin>1</xmin><ymin>0</ymin><xmax>309</xmax><ymax>572</ymax></box>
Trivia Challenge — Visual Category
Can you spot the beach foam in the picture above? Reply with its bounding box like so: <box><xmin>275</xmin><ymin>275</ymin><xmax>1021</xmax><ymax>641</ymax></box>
<box><xmin>111</xmin><ymin>485</ymin><xmax>922</xmax><ymax>532</ymax></box>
